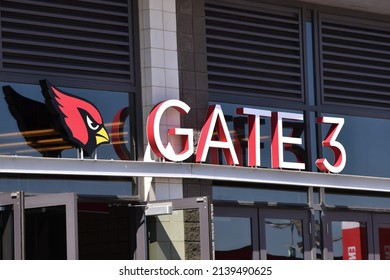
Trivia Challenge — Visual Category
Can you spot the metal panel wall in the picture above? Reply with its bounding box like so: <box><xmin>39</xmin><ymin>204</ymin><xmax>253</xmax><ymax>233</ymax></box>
<box><xmin>0</xmin><ymin>0</ymin><xmax>135</xmax><ymax>89</ymax></box>
<box><xmin>320</xmin><ymin>13</ymin><xmax>390</xmax><ymax>110</ymax></box>
<box><xmin>206</xmin><ymin>1</ymin><xmax>304</xmax><ymax>103</ymax></box>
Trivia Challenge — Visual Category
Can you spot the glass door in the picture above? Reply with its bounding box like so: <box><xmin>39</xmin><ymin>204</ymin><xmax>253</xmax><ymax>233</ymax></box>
<box><xmin>146</xmin><ymin>197</ymin><xmax>211</xmax><ymax>260</ymax></box>
<box><xmin>25</xmin><ymin>193</ymin><xmax>141</xmax><ymax>260</ymax></box>
<box><xmin>24</xmin><ymin>193</ymin><xmax>78</xmax><ymax>260</ymax></box>
<box><xmin>373</xmin><ymin>213</ymin><xmax>390</xmax><ymax>260</ymax></box>
<box><xmin>214</xmin><ymin>207</ymin><xmax>259</xmax><ymax>259</ymax></box>
<box><xmin>324</xmin><ymin>211</ymin><xmax>373</xmax><ymax>260</ymax></box>
<box><xmin>259</xmin><ymin>209</ymin><xmax>311</xmax><ymax>260</ymax></box>
<box><xmin>214</xmin><ymin>207</ymin><xmax>312</xmax><ymax>259</ymax></box>
<box><xmin>0</xmin><ymin>192</ymin><xmax>78</xmax><ymax>260</ymax></box>
<box><xmin>0</xmin><ymin>192</ymin><xmax>22</xmax><ymax>259</ymax></box>
<box><xmin>1</xmin><ymin>192</ymin><xmax>143</xmax><ymax>260</ymax></box>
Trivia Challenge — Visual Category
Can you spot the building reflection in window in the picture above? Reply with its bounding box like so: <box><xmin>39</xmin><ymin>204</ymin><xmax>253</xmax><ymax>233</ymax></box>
<box><xmin>265</xmin><ymin>218</ymin><xmax>304</xmax><ymax>260</ymax></box>
<box><xmin>331</xmin><ymin>221</ymin><xmax>368</xmax><ymax>260</ymax></box>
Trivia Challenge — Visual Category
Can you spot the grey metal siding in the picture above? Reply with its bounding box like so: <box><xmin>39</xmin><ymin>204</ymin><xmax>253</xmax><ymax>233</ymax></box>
<box><xmin>0</xmin><ymin>0</ymin><xmax>135</xmax><ymax>89</ymax></box>
<box><xmin>206</xmin><ymin>1</ymin><xmax>303</xmax><ymax>103</ymax></box>
<box><xmin>320</xmin><ymin>13</ymin><xmax>390</xmax><ymax>110</ymax></box>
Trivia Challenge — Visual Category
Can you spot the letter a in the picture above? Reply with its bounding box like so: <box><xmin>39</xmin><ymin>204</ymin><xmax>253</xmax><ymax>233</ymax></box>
<box><xmin>196</xmin><ymin>105</ymin><xmax>239</xmax><ymax>165</ymax></box>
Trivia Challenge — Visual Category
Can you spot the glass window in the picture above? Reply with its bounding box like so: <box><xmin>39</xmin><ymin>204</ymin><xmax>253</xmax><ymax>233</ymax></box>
<box><xmin>319</xmin><ymin>114</ymin><xmax>390</xmax><ymax>177</ymax></box>
<box><xmin>0</xmin><ymin>175</ymin><xmax>132</xmax><ymax>196</ymax></box>
<box><xmin>0</xmin><ymin>82</ymin><xmax>135</xmax><ymax>160</ymax></box>
<box><xmin>265</xmin><ymin>218</ymin><xmax>304</xmax><ymax>260</ymax></box>
<box><xmin>207</xmin><ymin>3</ymin><xmax>390</xmax><ymax>179</ymax></box>
<box><xmin>25</xmin><ymin>205</ymin><xmax>67</xmax><ymax>260</ymax></box>
<box><xmin>325</xmin><ymin>189</ymin><xmax>390</xmax><ymax>209</ymax></box>
<box><xmin>213</xmin><ymin>184</ymin><xmax>308</xmax><ymax>204</ymax></box>
<box><xmin>377</xmin><ymin>223</ymin><xmax>390</xmax><ymax>260</ymax></box>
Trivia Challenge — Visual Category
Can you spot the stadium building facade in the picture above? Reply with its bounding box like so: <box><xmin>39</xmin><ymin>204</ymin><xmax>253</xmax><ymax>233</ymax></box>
<box><xmin>1</xmin><ymin>0</ymin><xmax>390</xmax><ymax>260</ymax></box>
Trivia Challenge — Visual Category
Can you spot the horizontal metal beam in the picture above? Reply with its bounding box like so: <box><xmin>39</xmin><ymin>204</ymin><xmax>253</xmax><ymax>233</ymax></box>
<box><xmin>1</xmin><ymin>155</ymin><xmax>390</xmax><ymax>193</ymax></box>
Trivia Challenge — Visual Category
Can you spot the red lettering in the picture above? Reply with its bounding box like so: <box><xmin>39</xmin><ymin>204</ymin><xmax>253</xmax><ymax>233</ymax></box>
<box><xmin>196</xmin><ymin>105</ymin><xmax>238</xmax><ymax>165</ymax></box>
<box><xmin>146</xmin><ymin>100</ymin><xmax>346</xmax><ymax>173</ymax></box>
<box><xmin>146</xmin><ymin>100</ymin><xmax>193</xmax><ymax>162</ymax></box>
<box><xmin>237</xmin><ymin>108</ymin><xmax>271</xmax><ymax>167</ymax></box>
<box><xmin>316</xmin><ymin>117</ymin><xmax>346</xmax><ymax>173</ymax></box>
<box><xmin>271</xmin><ymin>112</ymin><xmax>305</xmax><ymax>170</ymax></box>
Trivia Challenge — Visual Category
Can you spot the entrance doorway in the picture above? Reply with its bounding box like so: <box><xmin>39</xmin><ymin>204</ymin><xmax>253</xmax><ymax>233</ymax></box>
<box><xmin>0</xmin><ymin>192</ymin><xmax>21</xmax><ymax>259</ymax></box>
<box><xmin>0</xmin><ymin>192</ymin><xmax>140</xmax><ymax>259</ymax></box>
<box><xmin>214</xmin><ymin>206</ymin><xmax>390</xmax><ymax>260</ymax></box>
<box><xmin>0</xmin><ymin>192</ymin><xmax>211</xmax><ymax>260</ymax></box>
<box><xmin>324</xmin><ymin>211</ymin><xmax>390</xmax><ymax>260</ymax></box>
<box><xmin>0</xmin><ymin>192</ymin><xmax>77</xmax><ymax>259</ymax></box>
<box><xmin>214</xmin><ymin>207</ymin><xmax>311</xmax><ymax>259</ymax></box>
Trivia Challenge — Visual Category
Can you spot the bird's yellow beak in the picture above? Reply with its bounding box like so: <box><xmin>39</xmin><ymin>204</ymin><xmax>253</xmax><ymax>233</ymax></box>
<box><xmin>96</xmin><ymin>127</ymin><xmax>110</xmax><ymax>145</ymax></box>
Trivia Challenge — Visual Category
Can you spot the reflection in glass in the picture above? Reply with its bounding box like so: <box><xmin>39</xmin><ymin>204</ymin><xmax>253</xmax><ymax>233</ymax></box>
<box><xmin>265</xmin><ymin>218</ymin><xmax>303</xmax><ymax>260</ymax></box>
<box><xmin>0</xmin><ymin>174</ymin><xmax>132</xmax><ymax>196</ymax></box>
<box><xmin>148</xmin><ymin>209</ymin><xmax>201</xmax><ymax>260</ymax></box>
<box><xmin>0</xmin><ymin>82</ymin><xmax>133</xmax><ymax>160</ymax></box>
<box><xmin>0</xmin><ymin>205</ymin><xmax>14</xmax><ymax>260</ymax></box>
<box><xmin>325</xmin><ymin>189</ymin><xmax>390</xmax><ymax>209</ymax></box>
<box><xmin>314</xmin><ymin>211</ymin><xmax>323</xmax><ymax>259</ymax></box>
<box><xmin>321</xmin><ymin>114</ymin><xmax>390</xmax><ymax>178</ymax></box>
<box><xmin>332</xmin><ymin>221</ymin><xmax>368</xmax><ymax>260</ymax></box>
<box><xmin>378</xmin><ymin>223</ymin><xmax>390</xmax><ymax>260</ymax></box>
<box><xmin>213</xmin><ymin>184</ymin><xmax>307</xmax><ymax>204</ymax></box>
<box><xmin>214</xmin><ymin>217</ymin><xmax>252</xmax><ymax>260</ymax></box>
<box><xmin>3</xmin><ymin>85</ymin><xmax>72</xmax><ymax>157</ymax></box>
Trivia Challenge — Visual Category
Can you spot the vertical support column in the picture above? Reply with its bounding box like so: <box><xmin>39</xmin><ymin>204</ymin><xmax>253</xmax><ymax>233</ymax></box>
<box><xmin>66</xmin><ymin>193</ymin><xmax>79</xmax><ymax>260</ymax></box>
<box><xmin>138</xmin><ymin>0</ymin><xmax>183</xmax><ymax>201</ymax></box>
<box><xmin>176</xmin><ymin>0</ymin><xmax>212</xmax><ymax>198</ymax></box>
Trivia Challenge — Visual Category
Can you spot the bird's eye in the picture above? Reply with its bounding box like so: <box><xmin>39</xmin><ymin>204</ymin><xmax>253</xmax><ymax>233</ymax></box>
<box><xmin>86</xmin><ymin>115</ymin><xmax>99</xmax><ymax>131</ymax></box>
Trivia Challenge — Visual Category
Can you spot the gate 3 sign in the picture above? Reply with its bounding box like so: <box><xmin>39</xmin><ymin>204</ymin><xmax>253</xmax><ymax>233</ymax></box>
<box><xmin>147</xmin><ymin>99</ymin><xmax>346</xmax><ymax>174</ymax></box>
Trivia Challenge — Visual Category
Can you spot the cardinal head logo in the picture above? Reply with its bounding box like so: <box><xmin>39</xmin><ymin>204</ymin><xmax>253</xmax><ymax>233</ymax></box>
<box><xmin>40</xmin><ymin>79</ymin><xmax>110</xmax><ymax>155</ymax></box>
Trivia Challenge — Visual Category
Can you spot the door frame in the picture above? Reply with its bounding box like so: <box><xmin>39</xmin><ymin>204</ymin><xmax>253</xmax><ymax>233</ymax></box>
<box><xmin>0</xmin><ymin>192</ymin><xmax>23</xmax><ymax>259</ymax></box>
<box><xmin>0</xmin><ymin>192</ymin><xmax>78</xmax><ymax>259</ymax></box>
<box><xmin>25</xmin><ymin>193</ymin><xmax>78</xmax><ymax>259</ymax></box>
<box><xmin>323</xmin><ymin>211</ymin><xmax>374</xmax><ymax>260</ymax></box>
<box><xmin>170</xmin><ymin>197</ymin><xmax>212</xmax><ymax>260</ymax></box>
<box><xmin>214</xmin><ymin>206</ymin><xmax>312</xmax><ymax>259</ymax></box>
